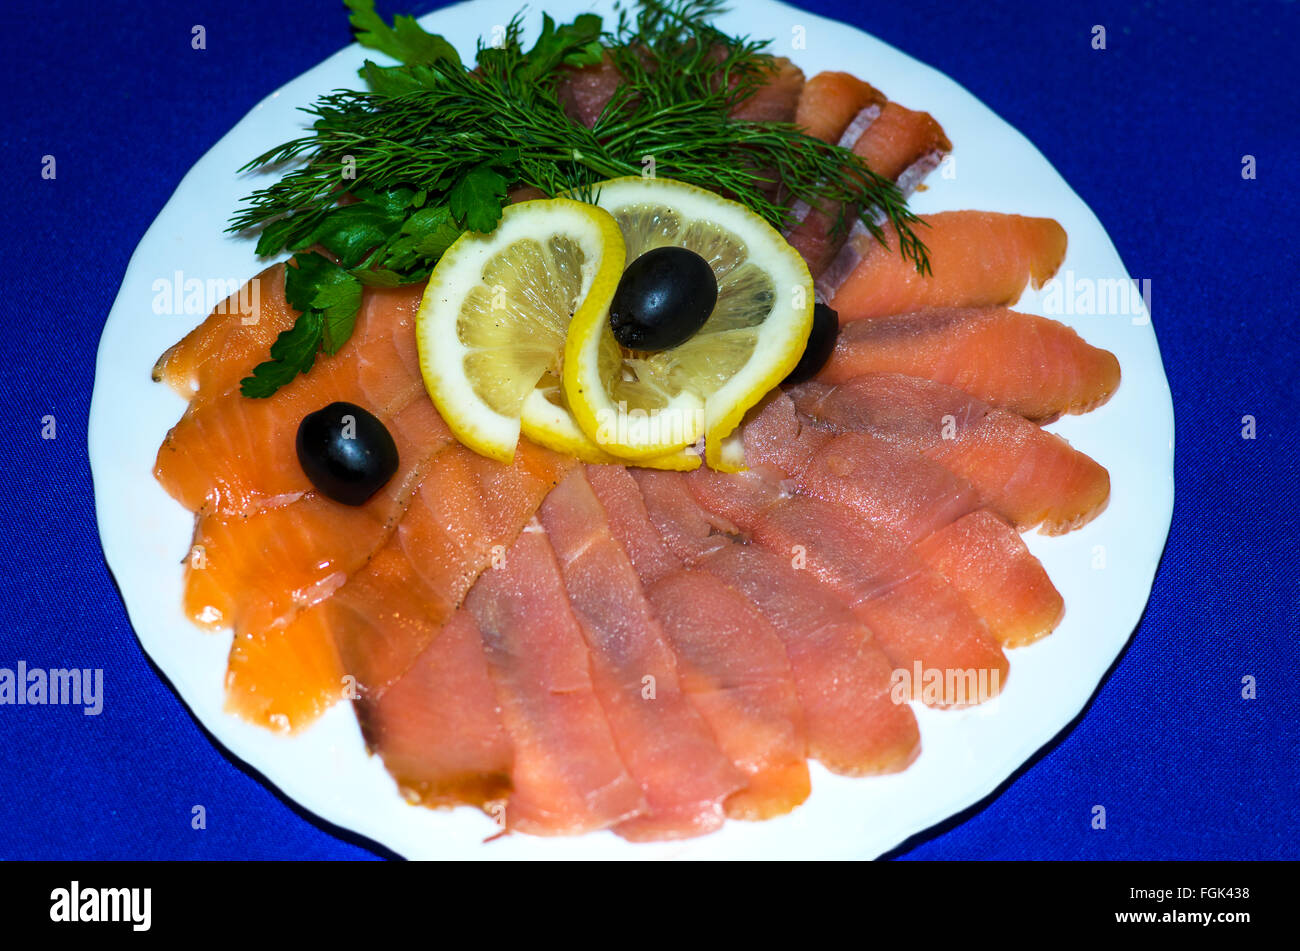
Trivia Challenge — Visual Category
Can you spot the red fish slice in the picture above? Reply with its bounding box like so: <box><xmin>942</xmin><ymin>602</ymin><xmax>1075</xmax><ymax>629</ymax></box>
<box><xmin>794</xmin><ymin>71</ymin><xmax>886</xmax><ymax>143</ymax></box>
<box><xmin>355</xmin><ymin>608</ymin><xmax>514</xmax><ymax>809</ymax></box>
<box><xmin>224</xmin><ymin>439</ymin><xmax>572</xmax><ymax>732</ymax></box>
<box><xmin>468</xmin><ymin>526</ymin><xmax>647</xmax><ymax>836</ymax></box>
<box><xmin>790</xmin><ymin>375</ymin><xmax>1110</xmax><ymax>534</ymax></box>
<box><xmin>155</xmin><ymin>282</ymin><xmax>427</xmax><ymax>516</ymax></box>
<box><xmin>816</xmin><ymin>307</ymin><xmax>1121</xmax><ymax>421</ymax></box>
<box><xmin>152</xmin><ymin>264</ymin><xmax>295</xmax><ymax>402</ymax></box>
<box><xmin>915</xmin><ymin>510</ymin><xmax>1065</xmax><ymax>647</ymax></box>
<box><xmin>182</xmin><ymin>397</ymin><xmax>453</xmax><ymax>636</ymax></box>
<box><xmin>558</xmin><ymin>52</ymin><xmax>805</xmax><ymax>128</ymax></box>
<box><xmin>632</xmin><ymin>469</ymin><xmax>921</xmax><ymax>771</ymax></box>
<box><xmin>740</xmin><ymin>392</ymin><xmax>1062</xmax><ymax>648</ymax></box>
<box><xmin>689</xmin><ymin>465</ymin><xmax>1008</xmax><ymax>708</ymax></box>
<box><xmin>540</xmin><ymin>469</ymin><xmax>745</xmax><ymax>840</ymax></box>
<box><xmin>786</xmin><ymin>95</ymin><xmax>950</xmax><ymax>277</ymax></box>
<box><xmin>821</xmin><ymin>211</ymin><xmax>1067</xmax><ymax>319</ymax></box>
<box><xmin>584</xmin><ymin>465</ymin><xmax>811</xmax><ymax>820</ymax></box>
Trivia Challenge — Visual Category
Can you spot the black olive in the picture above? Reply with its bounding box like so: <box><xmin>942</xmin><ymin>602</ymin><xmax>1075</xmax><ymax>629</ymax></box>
<box><xmin>609</xmin><ymin>247</ymin><xmax>718</xmax><ymax>351</ymax></box>
<box><xmin>296</xmin><ymin>402</ymin><xmax>399</xmax><ymax>506</ymax></box>
<box><xmin>783</xmin><ymin>302</ymin><xmax>840</xmax><ymax>385</ymax></box>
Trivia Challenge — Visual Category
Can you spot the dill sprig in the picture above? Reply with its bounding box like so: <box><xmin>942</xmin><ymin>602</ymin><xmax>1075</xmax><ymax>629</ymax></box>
<box><xmin>229</xmin><ymin>0</ymin><xmax>929</xmax><ymax>397</ymax></box>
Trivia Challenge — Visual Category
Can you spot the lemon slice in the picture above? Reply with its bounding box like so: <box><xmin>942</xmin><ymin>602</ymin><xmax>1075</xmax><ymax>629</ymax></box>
<box><xmin>417</xmin><ymin>198</ymin><xmax>625</xmax><ymax>463</ymax></box>
<box><xmin>562</xmin><ymin>177</ymin><xmax>814</xmax><ymax>471</ymax></box>
<box><xmin>522</xmin><ymin>375</ymin><xmax>700</xmax><ymax>469</ymax></box>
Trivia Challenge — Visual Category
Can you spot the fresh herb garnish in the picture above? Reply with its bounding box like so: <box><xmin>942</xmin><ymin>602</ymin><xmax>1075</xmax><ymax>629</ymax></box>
<box><xmin>232</xmin><ymin>0</ymin><xmax>929</xmax><ymax>397</ymax></box>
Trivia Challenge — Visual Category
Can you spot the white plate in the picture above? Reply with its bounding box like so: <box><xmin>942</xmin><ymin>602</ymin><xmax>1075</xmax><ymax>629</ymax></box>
<box><xmin>88</xmin><ymin>0</ymin><xmax>1174</xmax><ymax>859</ymax></box>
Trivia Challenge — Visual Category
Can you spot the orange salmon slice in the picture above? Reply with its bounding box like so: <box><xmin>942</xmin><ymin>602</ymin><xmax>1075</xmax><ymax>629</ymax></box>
<box><xmin>154</xmin><ymin>282</ymin><xmax>426</xmax><ymax>516</ymax></box>
<box><xmin>632</xmin><ymin>470</ymin><xmax>921</xmax><ymax>772</ymax></box>
<box><xmin>540</xmin><ymin>469</ymin><xmax>744</xmax><ymax>840</ymax></box>
<box><xmin>790</xmin><ymin>375</ymin><xmax>1110</xmax><ymax>535</ymax></box>
<box><xmin>916</xmin><ymin>510</ymin><xmax>1065</xmax><ymax>647</ymax></box>
<box><xmin>689</xmin><ymin>465</ymin><xmax>1008</xmax><ymax>708</ymax></box>
<box><xmin>817</xmin><ymin>307</ymin><xmax>1121</xmax><ymax>421</ymax></box>
<box><xmin>152</xmin><ymin>264</ymin><xmax>295</xmax><ymax>402</ymax></box>
<box><xmin>795</xmin><ymin>71</ymin><xmax>886</xmax><ymax>143</ymax></box>
<box><xmin>355</xmin><ymin>607</ymin><xmax>515</xmax><ymax>810</ymax></box>
<box><xmin>823</xmin><ymin>211</ymin><xmax>1067</xmax><ymax>320</ymax></box>
<box><xmin>585</xmin><ymin>466</ymin><xmax>811</xmax><ymax>821</ymax></box>
<box><xmin>223</xmin><ymin>439</ymin><xmax>571</xmax><ymax>733</ymax></box>
<box><xmin>468</xmin><ymin>527</ymin><xmax>647</xmax><ymax>836</ymax></box>
<box><xmin>786</xmin><ymin>96</ymin><xmax>950</xmax><ymax>278</ymax></box>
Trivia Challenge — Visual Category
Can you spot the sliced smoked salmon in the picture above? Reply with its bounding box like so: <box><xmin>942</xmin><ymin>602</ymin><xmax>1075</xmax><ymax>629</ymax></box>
<box><xmin>791</xmin><ymin>375</ymin><xmax>1111</xmax><ymax>534</ymax></box>
<box><xmin>632</xmin><ymin>469</ymin><xmax>921</xmax><ymax>772</ymax></box>
<box><xmin>154</xmin><ymin>282</ymin><xmax>427</xmax><ymax>516</ymax></box>
<box><xmin>355</xmin><ymin>608</ymin><xmax>514</xmax><ymax>809</ymax></box>
<box><xmin>738</xmin><ymin>392</ymin><xmax>1061</xmax><ymax>651</ymax></box>
<box><xmin>223</xmin><ymin>438</ymin><xmax>571</xmax><ymax>733</ymax></box>
<box><xmin>742</xmin><ymin>392</ymin><xmax>981</xmax><ymax>542</ymax></box>
<box><xmin>689</xmin><ymin>464</ymin><xmax>1008</xmax><ymax>707</ymax></box>
<box><xmin>785</xmin><ymin>97</ymin><xmax>950</xmax><ymax>277</ymax></box>
<box><xmin>915</xmin><ymin>509</ymin><xmax>1064</xmax><ymax>646</ymax></box>
<box><xmin>821</xmin><ymin>211</ymin><xmax>1067</xmax><ymax>319</ymax></box>
<box><xmin>794</xmin><ymin>71</ymin><xmax>886</xmax><ymax>143</ymax></box>
<box><xmin>539</xmin><ymin>469</ymin><xmax>744</xmax><ymax>840</ymax></box>
<box><xmin>320</xmin><ymin>441</ymin><xmax>572</xmax><ymax>696</ymax></box>
<box><xmin>645</xmin><ymin>571</ymin><xmax>811</xmax><ymax>820</ymax></box>
<box><xmin>467</xmin><ymin>526</ymin><xmax>646</xmax><ymax>836</ymax></box>
<box><xmin>152</xmin><ymin>264</ymin><xmax>295</xmax><ymax>401</ymax></box>
<box><xmin>183</xmin><ymin>397</ymin><xmax>452</xmax><ymax>637</ymax></box>
<box><xmin>584</xmin><ymin>466</ymin><xmax>811</xmax><ymax>820</ymax></box>
<box><xmin>817</xmin><ymin>307</ymin><xmax>1121</xmax><ymax>421</ymax></box>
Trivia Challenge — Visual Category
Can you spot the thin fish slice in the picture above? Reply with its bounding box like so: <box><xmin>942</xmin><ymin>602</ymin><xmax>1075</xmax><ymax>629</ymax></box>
<box><xmin>585</xmin><ymin>466</ymin><xmax>810</xmax><ymax>820</ymax></box>
<box><xmin>540</xmin><ymin>469</ymin><xmax>744</xmax><ymax>841</ymax></box>
<box><xmin>794</xmin><ymin>71</ymin><xmax>886</xmax><ymax>143</ymax></box>
<box><xmin>468</xmin><ymin>526</ymin><xmax>646</xmax><ymax>836</ymax></box>
<box><xmin>743</xmin><ymin>392</ymin><xmax>981</xmax><ymax>542</ymax></box>
<box><xmin>850</xmin><ymin>100</ymin><xmax>951</xmax><ymax>182</ymax></box>
<box><xmin>558</xmin><ymin>52</ymin><xmax>804</xmax><ymax>128</ymax></box>
<box><xmin>786</xmin><ymin>98</ymin><xmax>950</xmax><ymax>277</ymax></box>
<box><xmin>740</xmin><ymin>393</ymin><xmax>1060</xmax><ymax>652</ymax></box>
<box><xmin>355</xmin><ymin>608</ymin><xmax>514</xmax><ymax>809</ymax></box>
<box><xmin>326</xmin><ymin>441</ymin><xmax>573</xmax><ymax>698</ymax></box>
<box><xmin>154</xmin><ymin>282</ymin><xmax>427</xmax><ymax>516</ymax></box>
<box><xmin>183</xmin><ymin>397</ymin><xmax>453</xmax><ymax>638</ymax></box>
<box><xmin>823</xmin><ymin>211</ymin><xmax>1067</xmax><ymax>320</ymax></box>
<box><xmin>223</xmin><ymin>439</ymin><xmax>571</xmax><ymax>732</ymax></box>
<box><xmin>689</xmin><ymin>465</ymin><xmax>1008</xmax><ymax>708</ymax></box>
<box><xmin>645</xmin><ymin>572</ymin><xmax>811</xmax><ymax>821</ymax></box>
<box><xmin>817</xmin><ymin>307</ymin><xmax>1121</xmax><ymax>421</ymax></box>
<box><xmin>915</xmin><ymin>510</ymin><xmax>1065</xmax><ymax>647</ymax></box>
<box><xmin>152</xmin><ymin>264</ymin><xmax>294</xmax><ymax>401</ymax></box>
<box><xmin>790</xmin><ymin>375</ymin><xmax>1110</xmax><ymax>534</ymax></box>
<box><xmin>729</xmin><ymin>57</ymin><xmax>806</xmax><ymax>123</ymax></box>
<box><xmin>633</xmin><ymin>470</ymin><xmax>920</xmax><ymax>772</ymax></box>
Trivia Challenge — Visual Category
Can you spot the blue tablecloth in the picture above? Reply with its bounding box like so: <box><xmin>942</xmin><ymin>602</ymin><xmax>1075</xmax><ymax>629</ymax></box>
<box><xmin>2</xmin><ymin>0</ymin><xmax>1296</xmax><ymax>860</ymax></box>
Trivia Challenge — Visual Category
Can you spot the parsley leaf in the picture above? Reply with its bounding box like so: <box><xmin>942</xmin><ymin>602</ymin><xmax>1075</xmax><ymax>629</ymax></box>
<box><xmin>299</xmin><ymin>203</ymin><xmax>403</xmax><ymax>269</ymax></box>
<box><xmin>520</xmin><ymin>13</ymin><xmax>605</xmax><ymax>80</ymax></box>
<box><xmin>240</xmin><ymin>310</ymin><xmax>324</xmax><ymax>398</ymax></box>
<box><xmin>283</xmin><ymin>252</ymin><xmax>364</xmax><ymax>355</ymax></box>
<box><xmin>345</xmin><ymin>0</ymin><xmax>462</xmax><ymax>67</ymax></box>
<box><xmin>448</xmin><ymin>163</ymin><xmax>511</xmax><ymax>233</ymax></box>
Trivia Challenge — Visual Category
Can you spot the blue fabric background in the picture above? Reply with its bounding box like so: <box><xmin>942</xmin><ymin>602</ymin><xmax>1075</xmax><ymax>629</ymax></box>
<box><xmin>2</xmin><ymin>0</ymin><xmax>1296</xmax><ymax>860</ymax></box>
